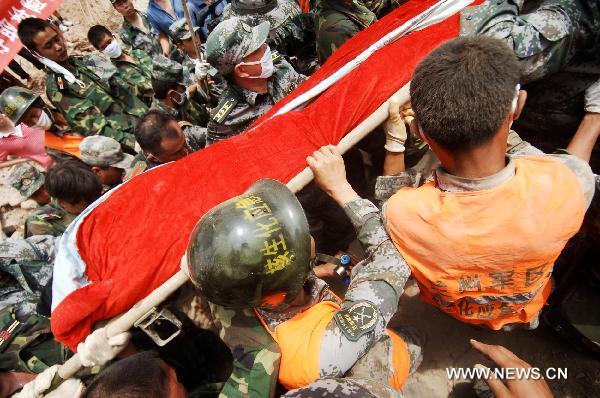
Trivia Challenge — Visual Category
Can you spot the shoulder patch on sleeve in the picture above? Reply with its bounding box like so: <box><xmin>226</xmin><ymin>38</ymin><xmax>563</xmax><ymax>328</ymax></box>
<box><xmin>334</xmin><ymin>301</ymin><xmax>379</xmax><ymax>342</ymax></box>
<box><xmin>210</xmin><ymin>92</ymin><xmax>238</xmax><ymax>124</ymax></box>
<box><xmin>271</xmin><ymin>50</ymin><xmax>283</xmax><ymax>64</ymax></box>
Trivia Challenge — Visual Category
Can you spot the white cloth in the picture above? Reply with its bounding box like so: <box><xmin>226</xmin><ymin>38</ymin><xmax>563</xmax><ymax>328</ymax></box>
<box><xmin>585</xmin><ymin>78</ymin><xmax>600</xmax><ymax>114</ymax></box>
<box><xmin>38</xmin><ymin>57</ymin><xmax>85</xmax><ymax>88</ymax></box>
<box><xmin>0</xmin><ymin>123</ymin><xmax>23</xmax><ymax>138</ymax></box>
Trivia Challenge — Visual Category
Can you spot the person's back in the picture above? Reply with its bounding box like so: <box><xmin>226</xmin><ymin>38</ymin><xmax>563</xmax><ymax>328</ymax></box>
<box><xmin>385</xmin><ymin>36</ymin><xmax>595</xmax><ymax>330</ymax></box>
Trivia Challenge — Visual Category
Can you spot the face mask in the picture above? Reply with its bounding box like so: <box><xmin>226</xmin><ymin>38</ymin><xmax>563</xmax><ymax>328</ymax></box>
<box><xmin>32</xmin><ymin>110</ymin><xmax>53</xmax><ymax>130</ymax></box>
<box><xmin>238</xmin><ymin>45</ymin><xmax>274</xmax><ymax>79</ymax></box>
<box><xmin>170</xmin><ymin>89</ymin><xmax>188</xmax><ymax>106</ymax></box>
<box><xmin>103</xmin><ymin>39</ymin><xmax>122</xmax><ymax>59</ymax></box>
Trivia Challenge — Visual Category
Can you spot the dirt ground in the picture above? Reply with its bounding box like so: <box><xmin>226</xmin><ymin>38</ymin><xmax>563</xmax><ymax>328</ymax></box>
<box><xmin>4</xmin><ymin>1</ymin><xmax>600</xmax><ymax>396</ymax></box>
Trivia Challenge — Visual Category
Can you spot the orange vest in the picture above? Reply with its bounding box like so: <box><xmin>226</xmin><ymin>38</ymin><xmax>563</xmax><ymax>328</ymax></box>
<box><xmin>45</xmin><ymin>132</ymin><xmax>82</xmax><ymax>159</ymax></box>
<box><xmin>255</xmin><ymin>300</ymin><xmax>410</xmax><ymax>391</ymax></box>
<box><xmin>386</xmin><ymin>157</ymin><xmax>585</xmax><ymax>329</ymax></box>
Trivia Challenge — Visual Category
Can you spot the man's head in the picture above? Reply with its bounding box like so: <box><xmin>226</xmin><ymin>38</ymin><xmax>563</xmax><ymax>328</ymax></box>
<box><xmin>45</xmin><ymin>161</ymin><xmax>103</xmax><ymax>214</ymax></box>
<box><xmin>79</xmin><ymin>136</ymin><xmax>134</xmax><ymax>186</ymax></box>
<box><xmin>111</xmin><ymin>0</ymin><xmax>137</xmax><ymax>19</ymax></box>
<box><xmin>83</xmin><ymin>351</ymin><xmax>186</xmax><ymax>398</ymax></box>
<box><xmin>169</xmin><ymin>19</ymin><xmax>201</xmax><ymax>58</ymax></box>
<box><xmin>18</xmin><ymin>18</ymin><xmax>68</xmax><ymax>62</ymax></box>
<box><xmin>151</xmin><ymin>55</ymin><xmax>187</xmax><ymax>107</ymax></box>
<box><xmin>410</xmin><ymin>36</ymin><xmax>522</xmax><ymax>153</ymax></box>
<box><xmin>186</xmin><ymin>179</ymin><xmax>311</xmax><ymax>310</ymax></box>
<box><xmin>0</xmin><ymin>86</ymin><xmax>50</xmax><ymax>129</ymax></box>
<box><xmin>135</xmin><ymin>110</ymin><xmax>190</xmax><ymax>163</ymax></box>
<box><xmin>206</xmin><ymin>18</ymin><xmax>271</xmax><ymax>79</ymax></box>
<box><xmin>8</xmin><ymin>163</ymin><xmax>50</xmax><ymax>205</ymax></box>
<box><xmin>87</xmin><ymin>25</ymin><xmax>122</xmax><ymax>59</ymax></box>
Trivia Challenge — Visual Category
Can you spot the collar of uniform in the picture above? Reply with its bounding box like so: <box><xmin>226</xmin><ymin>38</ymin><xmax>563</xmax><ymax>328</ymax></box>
<box><xmin>318</xmin><ymin>0</ymin><xmax>376</xmax><ymax>26</ymax></box>
<box><xmin>237</xmin><ymin>85</ymin><xmax>260</xmax><ymax>106</ymax></box>
<box><xmin>123</xmin><ymin>11</ymin><xmax>150</xmax><ymax>31</ymax></box>
<box><xmin>152</xmin><ymin>99</ymin><xmax>179</xmax><ymax>118</ymax></box>
<box><xmin>434</xmin><ymin>156</ymin><xmax>516</xmax><ymax>192</ymax></box>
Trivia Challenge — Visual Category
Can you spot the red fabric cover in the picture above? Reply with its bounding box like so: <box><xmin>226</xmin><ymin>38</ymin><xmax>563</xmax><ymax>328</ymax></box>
<box><xmin>51</xmin><ymin>0</ymin><xmax>476</xmax><ymax>351</ymax></box>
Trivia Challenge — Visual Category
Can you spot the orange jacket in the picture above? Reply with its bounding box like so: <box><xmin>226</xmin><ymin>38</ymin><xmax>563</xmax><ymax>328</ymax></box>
<box><xmin>255</xmin><ymin>300</ymin><xmax>410</xmax><ymax>390</ymax></box>
<box><xmin>386</xmin><ymin>157</ymin><xmax>585</xmax><ymax>329</ymax></box>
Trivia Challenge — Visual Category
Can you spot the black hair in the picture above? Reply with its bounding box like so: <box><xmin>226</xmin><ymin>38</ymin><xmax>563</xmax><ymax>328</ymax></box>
<box><xmin>151</xmin><ymin>78</ymin><xmax>180</xmax><ymax>100</ymax></box>
<box><xmin>17</xmin><ymin>18</ymin><xmax>53</xmax><ymax>52</ymax></box>
<box><xmin>45</xmin><ymin>160</ymin><xmax>102</xmax><ymax>205</ymax></box>
<box><xmin>135</xmin><ymin>110</ymin><xmax>180</xmax><ymax>153</ymax></box>
<box><xmin>83</xmin><ymin>351</ymin><xmax>170</xmax><ymax>398</ymax></box>
<box><xmin>87</xmin><ymin>25</ymin><xmax>112</xmax><ymax>50</ymax></box>
<box><xmin>410</xmin><ymin>36</ymin><xmax>521</xmax><ymax>150</ymax></box>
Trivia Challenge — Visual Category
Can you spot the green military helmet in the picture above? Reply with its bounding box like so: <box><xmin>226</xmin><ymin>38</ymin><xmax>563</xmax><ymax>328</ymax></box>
<box><xmin>187</xmin><ymin>179</ymin><xmax>311</xmax><ymax>308</ymax></box>
<box><xmin>0</xmin><ymin>87</ymin><xmax>40</xmax><ymax>124</ymax></box>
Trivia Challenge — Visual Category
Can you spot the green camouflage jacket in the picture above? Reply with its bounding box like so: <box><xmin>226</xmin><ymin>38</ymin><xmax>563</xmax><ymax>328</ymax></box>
<box><xmin>25</xmin><ymin>201</ymin><xmax>75</xmax><ymax>238</ymax></box>
<box><xmin>150</xmin><ymin>91</ymin><xmax>212</xmax><ymax>127</ymax></box>
<box><xmin>112</xmin><ymin>49</ymin><xmax>155</xmax><ymax>107</ymax></box>
<box><xmin>117</xmin><ymin>11</ymin><xmax>163</xmax><ymax>56</ymax></box>
<box><xmin>206</xmin><ymin>57</ymin><xmax>305</xmax><ymax>144</ymax></box>
<box><xmin>0</xmin><ymin>235</ymin><xmax>67</xmax><ymax>374</ymax></box>
<box><xmin>45</xmin><ymin>56</ymin><xmax>144</xmax><ymax>151</ymax></box>
<box><xmin>461</xmin><ymin>0</ymin><xmax>600</xmax><ymax>139</ymax></box>
<box><xmin>124</xmin><ymin>126</ymin><xmax>206</xmax><ymax>180</ymax></box>
<box><xmin>315</xmin><ymin>0</ymin><xmax>375</xmax><ymax>64</ymax></box>
<box><xmin>210</xmin><ymin>198</ymin><xmax>413</xmax><ymax>397</ymax></box>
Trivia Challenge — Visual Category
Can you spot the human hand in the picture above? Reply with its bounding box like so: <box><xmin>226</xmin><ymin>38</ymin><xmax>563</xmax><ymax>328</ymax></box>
<box><xmin>306</xmin><ymin>146</ymin><xmax>358</xmax><ymax>207</ymax></box>
<box><xmin>470</xmin><ymin>339</ymin><xmax>553</xmax><ymax>398</ymax></box>
<box><xmin>194</xmin><ymin>60</ymin><xmax>211</xmax><ymax>82</ymax></box>
<box><xmin>77</xmin><ymin>328</ymin><xmax>131</xmax><ymax>367</ymax></box>
<box><xmin>384</xmin><ymin>97</ymin><xmax>407</xmax><ymax>153</ymax></box>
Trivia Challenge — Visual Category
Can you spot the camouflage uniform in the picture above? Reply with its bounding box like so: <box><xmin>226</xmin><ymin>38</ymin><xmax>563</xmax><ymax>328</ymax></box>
<box><xmin>210</xmin><ymin>198</ymin><xmax>420</xmax><ymax>397</ymax></box>
<box><xmin>111</xmin><ymin>48</ymin><xmax>155</xmax><ymax>107</ymax></box>
<box><xmin>0</xmin><ymin>235</ymin><xmax>68</xmax><ymax>374</ymax></box>
<box><xmin>283</xmin><ymin>377</ymin><xmax>402</xmax><ymax>398</ymax></box>
<box><xmin>124</xmin><ymin>126</ymin><xmax>206</xmax><ymax>180</ymax></box>
<box><xmin>205</xmin><ymin>18</ymin><xmax>306</xmax><ymax>144</ymax></box>
<box><xmin>151</xmin><ymin>55</ymin><xmax>214</xmax><ymax>126</ymax></box>
<box><xmin>117</xmin><ymin>10</ymin><xmax>163</xmax><ymax>56</ymax></box>
<box><xmin>221</xmin><ymin>0</ymin><xmax>302</xmax><ymax>36</ymax></box>
<box><xmin>46</xmin><ymin>56</ymin><xmax>146</xmax><ymax>152</ymax></box>
<box><xmin>315</xmin><ymin>0</ymin><xmax>398</xmax><ymax>64</ymax></box>
<box><xmin>25</xmin><ymin>201</ymin><xmax>75</xmax><ymax>238</ymax></box>
<box><xmin>461</xmin><ymin>0</ymin><xmax>600</xmax><ymax>160</ymax></box>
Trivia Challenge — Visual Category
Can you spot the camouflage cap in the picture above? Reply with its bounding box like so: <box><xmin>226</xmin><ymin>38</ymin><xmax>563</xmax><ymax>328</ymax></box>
<box><xmin>206</xmin><ymin>17</ymin><xmax>270</xmax><ymax>75</ymax></box>
<box><xmin>224</xmin><ymin>0</ymin><xmax>301</xmax><ymax>31</ymax></box>
<box><xmin>152</xmin><ymin>54</ymin><xmax>184</xmax><ymax>82</ymax></box>
<box><xmin>80</xmin><ymin>136</ymin><xmax>134</xmax><ymax>169</ymax></box>
<box><xmin>169</xmin><ymin>19</ymin><xmax>200</xmax><ymax>43</ymax></box>
<box><xmin>8</xmin><ymin>163</ymin><xmax>45</xmax><ymax>198</ymax></box>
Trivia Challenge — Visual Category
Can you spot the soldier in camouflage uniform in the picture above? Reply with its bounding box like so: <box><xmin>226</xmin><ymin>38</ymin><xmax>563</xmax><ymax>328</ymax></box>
<box><xmin>0</xmin><ymin>235</ymin><xmax>68</xmax><ymax>378</ymax></box>
<box><xmin>8</xmin><ymin>163</ymin><xmax>51</xmax><ymax>207</ymax></box>
<box><xmin>112</xmin><ymin>0</ymin><xmax>163</xmax><ymax>56</ymax></box>
<box><xmin>460</xmin><ymin>0</ymin><xmax>600</xmax><ymax>169</ymax></box>
<box><xmin>205</xmin><ymin>17</ymin><xmax>306</xmax><ymax>144</ymax></box>
<box><xmin>88</xmin><ymin>25</ymin><xmax>155</xmax><ymax>107</ymax></box>
<box><xmin>315</xmin><ymin>0</ymin><xmax>401</xmax><ymax>64</ymax></box>
<box><xmin>168</xmin><ymin>18</ymin><xmax>224</xmax><ymax>90</ymax></box>
<box><xmin>7</xmin><ymin>163</ymin><xmax>73</xmax><ymax>238</ymax></box>
<box><xmin>185</xmin><ymin>149</ymin><xmax>422</xmax><ymax>397</ymax></box>
<box><xmin>17</xmin><ymin>18</ymin><xmax>146</xmax><ymax>153</ymax></box>
<box><xmin>80</xmin><ymin>136</ymin><xmax>135</xmax><ymax>189</ymax></box>
<box><xmin>150</xmin><ymin>55</ymin><xmax>214</xmax><ymax>127</ymax></box>
<box><xmin>126</xmin><ymin>110</ymin><xmax>206</xmax><ymax>180</ymax></box>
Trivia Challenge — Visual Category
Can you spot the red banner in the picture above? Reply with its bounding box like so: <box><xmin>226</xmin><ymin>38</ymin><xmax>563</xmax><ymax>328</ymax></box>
<box><xmin>0</xmin><ymin>0</ymin><xmax>62</xmax><ymax>74</ymax></box>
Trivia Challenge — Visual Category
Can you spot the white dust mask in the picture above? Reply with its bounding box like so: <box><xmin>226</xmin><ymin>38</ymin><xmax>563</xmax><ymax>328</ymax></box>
<box><xmin>238</xmin><ymin>46</ymin><xmax>274</xmax><ymax>79</ymax></box>
<box><xmin>32</xmin><ymin>110</ymin><xmax>53</xmax><ymax>130</ymax></box>
<box><xmin>103</xmin><ymin>39</ymin><xmax>122</xmax><ymax>59</ymax></box>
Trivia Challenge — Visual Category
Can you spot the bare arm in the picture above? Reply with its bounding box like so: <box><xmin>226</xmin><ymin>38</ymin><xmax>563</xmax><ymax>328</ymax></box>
<box><xmin>158</xmin><ymin>32</ymin><xmax>170</xmax><ymax>56</ymax></box>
